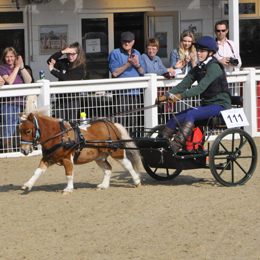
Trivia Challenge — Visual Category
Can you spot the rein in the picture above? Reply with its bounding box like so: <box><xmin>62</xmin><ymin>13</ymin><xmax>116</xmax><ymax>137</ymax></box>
<box><xmin>78</xmin><ymin>104</ymin><xmax>160</xmax><ymax>124</ymax></box>
<box><xmin>20</xmin><ymin>104</ymin><xmax>163</xmax><ymax>152</ymax></box>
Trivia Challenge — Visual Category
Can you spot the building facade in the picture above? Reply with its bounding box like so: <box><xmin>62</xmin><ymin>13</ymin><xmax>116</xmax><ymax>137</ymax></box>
<box><xmin>0</xmin><ymin>0</ymin><xmax>259</xmax><ymax>81</ymax></box>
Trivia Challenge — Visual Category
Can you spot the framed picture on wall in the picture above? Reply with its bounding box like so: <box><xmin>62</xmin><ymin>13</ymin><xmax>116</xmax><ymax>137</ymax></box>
<box><xmin>222</xmin><ymin>1</ymin><xmax>229</xmax><ymax>19</ymax></box>
<box><xmin>222</xmin><ymin>0</ymin><xmax>259</xmax><ymax>19</ymax></box>
<box><xmin>39</xmin><ymin>25</ymin><xmax>67</xmax><ymax>55</ymax></box>
<box><xmin>180</xmin><ymin>20</ymin><xmax>202</xmax><ymax>40</ymax></box>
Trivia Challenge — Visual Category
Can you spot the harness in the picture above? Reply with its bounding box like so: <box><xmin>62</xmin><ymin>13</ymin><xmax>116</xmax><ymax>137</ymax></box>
<box><xmin>195</xmin><ymin>57</ymin><xmax>229</xmax><ymax>99</ymax></box>
<box><xmin>41</xmin><ymin>120</ymin><xmax>86</xmax><ymax>164</ymax></box>
<box><xmin>21</xmin><ymin>116</ymin><xmax>122</xmax><ymax>165</ymax></box>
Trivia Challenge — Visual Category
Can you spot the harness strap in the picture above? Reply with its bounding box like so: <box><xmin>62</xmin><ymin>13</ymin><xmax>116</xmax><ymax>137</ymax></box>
<box><xmin>42</xmin><ymin>120</ymin><xmax>86</xmax><ymax>164</ymax></box>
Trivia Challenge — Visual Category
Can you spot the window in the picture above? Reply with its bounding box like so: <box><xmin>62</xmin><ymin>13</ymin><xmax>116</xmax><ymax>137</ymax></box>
<box><xmin>0</xmin><ymin>10</ymin><xmax>26</xmax><ymax>62</ymax></box>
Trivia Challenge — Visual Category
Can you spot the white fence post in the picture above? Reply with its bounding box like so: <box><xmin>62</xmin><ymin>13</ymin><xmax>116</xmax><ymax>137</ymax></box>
<box><xmin>144</xmin><ymin>73</ymin><xmax>158</xmax><ymax>129</ymax></box>
<box><xmin>243</xmin><ymin>68</ymin><xmax>257</xmax><ymax>136</ymax></box>
<box><xmin>37</xmin><ymin>79</ymin><xmax>51</xmax><ymax>116</ymax></box>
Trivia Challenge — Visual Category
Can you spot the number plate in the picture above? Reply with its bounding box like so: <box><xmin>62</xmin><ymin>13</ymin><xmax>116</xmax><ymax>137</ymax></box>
<box><xmin>221</xmin><ymin>108</ymin><xmax>249</xmax><ymax>128</ymax></box>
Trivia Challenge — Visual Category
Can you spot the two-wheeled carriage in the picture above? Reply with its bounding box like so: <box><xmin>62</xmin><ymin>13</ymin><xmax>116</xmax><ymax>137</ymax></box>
<box><xmin>133</xmin><ymin>96</ymin><xmax>258</xmax><ymax>186</ymax></box>
<box><xmin>19</xmin><ymin>96</ymin><xmax>257</xmax><ymax>193</ymax></box>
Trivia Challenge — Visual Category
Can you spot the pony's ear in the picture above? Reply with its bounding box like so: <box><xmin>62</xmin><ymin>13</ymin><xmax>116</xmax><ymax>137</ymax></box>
<box><xmin>28</xmin><ymin>113</ymin><xmax>34</xmax><ymax>122</ymax></box>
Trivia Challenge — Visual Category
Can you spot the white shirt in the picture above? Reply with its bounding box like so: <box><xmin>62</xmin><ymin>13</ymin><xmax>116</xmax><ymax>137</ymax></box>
<box><xmin>214</xmin><ymin>39</ymin><xmax>242</xmax><ymax>73</ymax></box>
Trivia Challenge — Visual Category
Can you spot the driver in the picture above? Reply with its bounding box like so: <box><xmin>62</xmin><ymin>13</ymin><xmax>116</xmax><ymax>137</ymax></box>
<box><xmin>156</xmin><ymin>36</ymin><xmax>231</xmax><ymax>153</ymax></box>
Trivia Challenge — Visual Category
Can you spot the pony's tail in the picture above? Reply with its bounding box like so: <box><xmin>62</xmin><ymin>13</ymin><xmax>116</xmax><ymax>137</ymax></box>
<box><xmin>115</xmin><ymin>123</ymin><xmax>141</xmax><ymax>171</ymax></box>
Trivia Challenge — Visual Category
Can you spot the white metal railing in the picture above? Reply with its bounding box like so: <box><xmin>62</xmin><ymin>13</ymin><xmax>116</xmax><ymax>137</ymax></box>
<box><xmin>0</xmin><ymin>69</ymin><xmax>258</xmax><ymax>157</ymax></box>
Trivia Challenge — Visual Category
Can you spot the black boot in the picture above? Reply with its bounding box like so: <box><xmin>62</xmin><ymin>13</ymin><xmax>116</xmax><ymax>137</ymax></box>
<box><xmin>171</xmin><ymin>121</ymin><xmax>195</xmax><ymax>153</ymax></box>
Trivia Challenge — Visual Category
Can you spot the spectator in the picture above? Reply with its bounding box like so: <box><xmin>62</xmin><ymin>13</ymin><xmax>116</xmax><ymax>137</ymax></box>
<box><xmin>108</xmin><ymin>31</ymin><xmax>145</xmax><ymax>78</ymax></box>
<box><xmin>214</xmin><ymin>20</ymin><xmax>242</xmax><ymax>73</ymax></box>
<box><xmin>156</xmin><ymin>36</ymin><xmax>231</xmax><ymax>153</ymax></box>
<box><xmin>47</xmin><ymin>42</ymin><xmax>86</xmax><ymax>120</ymax></box>
<box><xmin>0</xmin><ymin>47</ymin><xmax>32</xmax><ymax>152</ymax></box>
<box><xmin>108</xmin><ymin>31</ymin><xmax>145</xmax><ymax>135</ymax></box>
<box><xmin>170</xmin><ymin>30</ymin><xmax>197</xmax><ymax>74</ymax></box>
<box><xmin>47</xmin><ymin>41</ymin><xmax>86</xmax><ymax>81</ymax></box>
<box><xmin>141</xmin><ymin>38</ymin><xmax>176</xmax><ymax>76</ymax></box>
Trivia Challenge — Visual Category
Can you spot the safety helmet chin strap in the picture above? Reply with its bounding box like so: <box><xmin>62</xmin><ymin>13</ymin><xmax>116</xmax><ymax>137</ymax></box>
<box><xmin>198</xmin><ymin>56</ymin><xmax>213</xmax><ymax>69</ymax></box>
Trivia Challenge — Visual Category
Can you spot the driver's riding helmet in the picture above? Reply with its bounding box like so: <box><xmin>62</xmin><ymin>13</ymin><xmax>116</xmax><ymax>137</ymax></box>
<box><xmin>193</xmin><ymin>36</ymin><xmax>218</xmax><ymax>54</ymax></box>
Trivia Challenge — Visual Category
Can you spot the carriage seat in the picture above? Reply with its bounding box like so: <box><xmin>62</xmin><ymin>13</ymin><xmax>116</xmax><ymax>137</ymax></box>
<box><xmin>195</xmin><ymin>96</ymin><xmax>243</xmax><ymax>128</ymax></box>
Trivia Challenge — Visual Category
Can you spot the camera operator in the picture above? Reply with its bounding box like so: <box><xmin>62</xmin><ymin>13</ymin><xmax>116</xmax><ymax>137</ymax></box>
<box><xmin>214</xmin><ymin>20</ymin><xmax>242</xmax><ymax>73</ymax></box>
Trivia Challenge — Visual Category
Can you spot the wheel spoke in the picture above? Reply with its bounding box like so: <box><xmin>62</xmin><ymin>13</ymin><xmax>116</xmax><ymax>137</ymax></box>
<box><xmin>219</xmin><ymin>141</ymin><xmax>232</xmax><ymax>156</ymax></box>
<box><xmin>231</xmin><ymin>161</ymin><xmax>234</xmax><ymax>183</ymax></box>
<box><xmin>216</xmin><ymin>160</ymin><xmax>231</xmax><ymax>177</ymax></box>
<box><xmin>234</xmin><ymin>160</ymin><xmax>250</xmax><ymax>176</ymax></box>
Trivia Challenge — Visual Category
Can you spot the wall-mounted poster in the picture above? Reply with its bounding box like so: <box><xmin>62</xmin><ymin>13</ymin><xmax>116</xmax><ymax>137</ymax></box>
<box><xmin>180</xmin><ymin>20</ymin><xmax>202</xmax><ymax>40</ymax></box>
<box><xmin>155</xmin><ymin>32</ymin><xmax>167</xmax><ymax>58</ymax></box>
<box><xmin>39</xmin><ymin>25</ymin><xmax>67</xmax><ymax>55</ymax></box>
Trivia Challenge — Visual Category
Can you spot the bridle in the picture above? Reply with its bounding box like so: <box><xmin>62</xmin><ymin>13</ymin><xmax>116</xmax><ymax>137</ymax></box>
<box><xmin>20</xmin><ymin>116</ymin><xmax>41</xmax><ymax>148</ymax></box>
<box><xmin>20</xmin><ymin>116</ymin><xmax>78</xmax><ymax>150</ymax></box>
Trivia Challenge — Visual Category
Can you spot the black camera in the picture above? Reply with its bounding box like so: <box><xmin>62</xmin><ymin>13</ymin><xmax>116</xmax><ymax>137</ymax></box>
<box><xmin>229</xmin><ymin>57</ymin><xmax>239</xmax><ymax>66</ymax></box>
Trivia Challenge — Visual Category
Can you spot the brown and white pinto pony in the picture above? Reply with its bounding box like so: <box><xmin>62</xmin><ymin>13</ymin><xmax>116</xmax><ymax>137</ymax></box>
<box><xmin>19</xmin><ymin>112</ymin><xmax>141</xmax><ymax>194</ymax></box>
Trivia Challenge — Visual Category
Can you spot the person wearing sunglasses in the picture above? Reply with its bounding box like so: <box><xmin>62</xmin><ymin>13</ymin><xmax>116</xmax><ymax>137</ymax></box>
<box><xmin>47</xmin><ymin>42</ymin><xmax>86</xmax><ymax>121</ymax></box>
<box><xmin>214</xmin><ymin>20</ymin><xmax>242</xmax><ymax>73</ymax></box>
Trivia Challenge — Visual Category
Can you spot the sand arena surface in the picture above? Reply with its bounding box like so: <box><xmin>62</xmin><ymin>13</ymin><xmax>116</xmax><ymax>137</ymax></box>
<box><xmin>1</xmin><ymin>138</ymin><xmax>260</xmax><ymax>260</ymax></box>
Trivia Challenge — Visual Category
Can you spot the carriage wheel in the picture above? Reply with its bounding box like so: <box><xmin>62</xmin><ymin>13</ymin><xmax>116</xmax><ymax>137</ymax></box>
<box><xmin>142</xmin><ymin>125</ymin><xmax>182</xmax><ymax>181</ymax></box>
<box><xmin>209</xmin><ymin>128</ymin><xmax>257</xmax><ymax>186</ymax></box>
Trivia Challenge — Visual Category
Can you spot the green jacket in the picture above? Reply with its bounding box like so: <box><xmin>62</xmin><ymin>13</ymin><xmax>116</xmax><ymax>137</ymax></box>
<box><xmin>165</xmin><ymin>62</ymin><xmax>231</xmax><ymax>109</ymax></box>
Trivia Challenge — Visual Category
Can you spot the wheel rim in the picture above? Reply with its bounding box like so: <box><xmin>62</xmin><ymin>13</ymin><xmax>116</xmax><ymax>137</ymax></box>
<box><xmin>209</xmin><ymin>128</ymin><xmax>257</xmax><ymax>186</ymax></box>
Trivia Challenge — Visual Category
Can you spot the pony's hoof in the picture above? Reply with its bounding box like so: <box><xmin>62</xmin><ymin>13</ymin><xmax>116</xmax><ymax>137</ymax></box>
<box><xmin>21</xmin><ymin>185</ymin><xmax>29</xmax><ymax>190</ymax></box>
<box><xmin>62</xmin><ymin>191</ymin><xmax>71</xmax><ymax>195</ymax></box>
<box><xmin>96</xmin><ymin>184</ymin><xmax>107</xmax><ymax>190</ymax></box>
<box><xmin>135</xmin><ymin>182</ymin><xmax>141</xmax><ymax>188</ymax></box>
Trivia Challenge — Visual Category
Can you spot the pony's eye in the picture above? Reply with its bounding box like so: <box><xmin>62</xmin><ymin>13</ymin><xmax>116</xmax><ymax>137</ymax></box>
<box><xmin>26</xmin><ymin>129</ymin><xmax>32</xmax><ymax>135</ymax></box>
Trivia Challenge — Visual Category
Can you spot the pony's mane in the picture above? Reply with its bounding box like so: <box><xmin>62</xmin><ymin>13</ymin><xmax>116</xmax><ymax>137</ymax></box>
<box><xmin>20</xmin><ymin>106</ymin><xmax>59</xmax><ymax>122</ymax></box>
<box><xmin>31</xmin><ymin>105</ymin><xmax>50</xmax><ymax>115</ymax></box>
